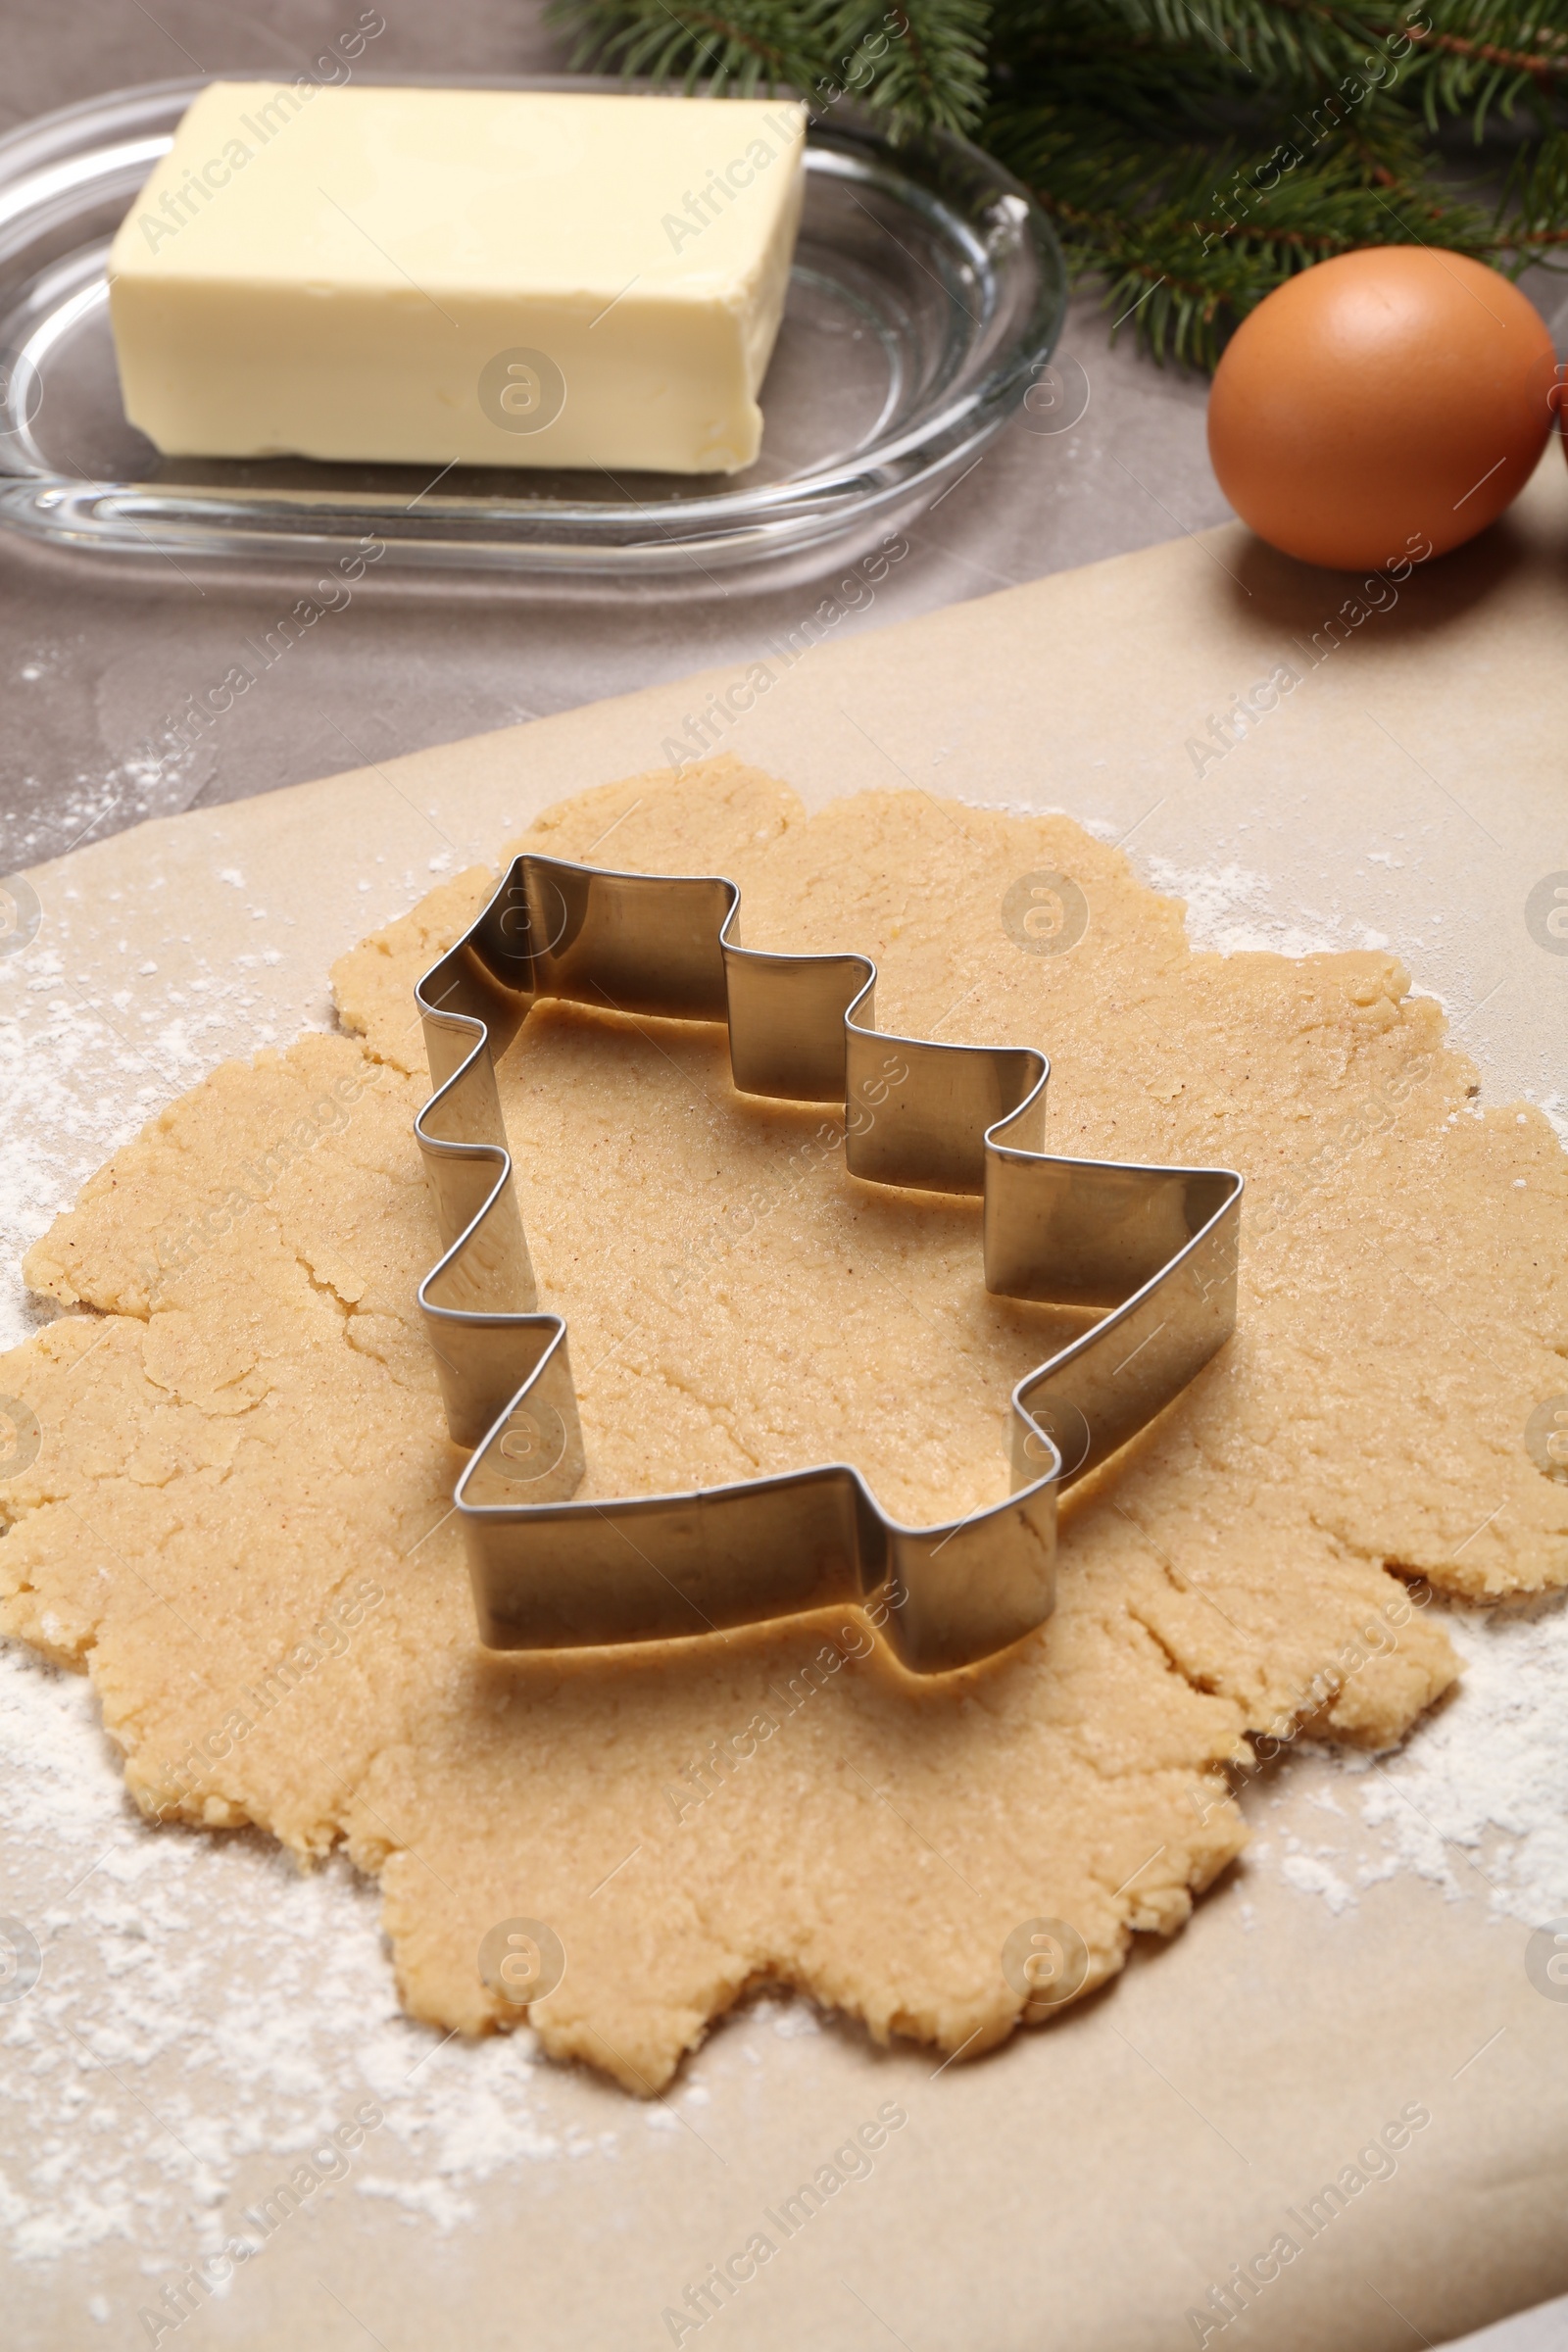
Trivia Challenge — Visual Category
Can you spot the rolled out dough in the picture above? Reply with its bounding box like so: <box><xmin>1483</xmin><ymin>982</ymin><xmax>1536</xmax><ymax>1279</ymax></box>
<box><xmin>2</xmin><ymin>760</ymin><xmax>1563</xmax><ymax>2092</ymax></box>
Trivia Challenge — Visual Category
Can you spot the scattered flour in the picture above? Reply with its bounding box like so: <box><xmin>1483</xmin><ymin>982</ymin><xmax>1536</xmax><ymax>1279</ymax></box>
<box><xmin>2</xmin><ymin>839</ymin><xmax>1563</xmax><ymax>2308</ymax></box>
<box><xmin>0</xmin><ymin>906</ymin><xmax>291</xmax><ymax>1353</ymax></box>
<box><xmin>1142</xmin><ymin>853</ymin><xmax>1372</xmax><ymax>961</ymax></box>
<box><xmin>0</xmin><ymin>1641</ymin><xmax>585</xmax><ymax>2270</ymax></box>
<box><xmin>1351</xmin><ymin>1596</ymin><xmax>1568</xmax><ymax>1920</ymax></box>
<box><xmin>1142</xmin><ymin>857</ymin><xmax>1568</xmax><ymax>1935</ymax></box>
<box><xmin>1253</xmin><ymin>1591</ymin><xmax>1568</xmax><ymax>1935</ymax></box>
<box><xmin>1142</xmin><ymin>846</ymin><xmax>1566</xmax><ymax>1142</ymax></box>
<box><xmin>966</xmin><ymin>841</ymin><xmax>1568</xmax><ymax>1936</ymax></box>
<box><xmin>1278</xmin><ymin>1851</ymin><xmax>1357</xmax><ymax>1916</ymax></box>
<box><xmin>0</xmin><ymin>892</ymin><xmax>807</xmax><ymax>2313</ymax></box>
<box><xmin>0</xmin><ymin>1644</ymin><xmax>808</xmax><ymax>2294</ymax></box>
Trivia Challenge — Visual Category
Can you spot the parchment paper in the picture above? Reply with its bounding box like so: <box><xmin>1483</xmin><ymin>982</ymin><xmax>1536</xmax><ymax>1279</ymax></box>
<box><xmin>5</xmin><ymin>458</ymin><xmax>1567</xmax><ymax>2352</ymax></box>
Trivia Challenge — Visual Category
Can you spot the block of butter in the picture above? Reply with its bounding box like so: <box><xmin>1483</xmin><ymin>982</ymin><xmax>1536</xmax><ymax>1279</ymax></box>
<box><xmin>108</xmin><ymin>84</ymin><xmax>807</xmax><ymax>475</ymax></box>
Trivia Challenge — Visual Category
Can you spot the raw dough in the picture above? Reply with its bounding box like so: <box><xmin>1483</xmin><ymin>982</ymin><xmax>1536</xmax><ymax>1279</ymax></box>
<box><xmin>3</xmin><ymin>761</ymin><xmax>1564</xmax><ymax>2092</ymax></box>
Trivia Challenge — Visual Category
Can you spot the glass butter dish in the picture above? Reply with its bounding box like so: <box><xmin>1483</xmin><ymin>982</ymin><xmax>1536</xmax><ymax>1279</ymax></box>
<box><xmin>0</xmin><ymin>74</ymin><xmax>1066</xmax><ymax>579</ymax></box>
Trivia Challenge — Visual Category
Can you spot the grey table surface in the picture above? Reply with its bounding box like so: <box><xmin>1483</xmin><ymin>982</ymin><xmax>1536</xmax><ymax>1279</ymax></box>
<box><xmin>1</xmin><ymin>7</ymin><xmax>1564</xmax><ymax>2349</ymax></box>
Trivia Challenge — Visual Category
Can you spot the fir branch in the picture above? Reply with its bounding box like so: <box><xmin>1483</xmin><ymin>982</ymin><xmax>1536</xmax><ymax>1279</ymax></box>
<box><xmin>997</xmin><ymin>93</ymin><xmax>1496</xmax><ymax>365</ymax></box>
<box><xmin>550</xmin><ymin>0</ymin><xmax>990</xmax><ymax>130</ymax></box>
<box><xmin>551</xmin><ymin>0</ymin><xmax>1568</xmax><ymax>361</ymax></box>
<box><xmin>1500</xmin><ymin>119</ymin><xmax>1568</xmax><ymax>250</ymax></box>
<box><xmin>839</xmin><ymin>0</ymin><xmax>991</xmax><ymax>132</ymax></box>
<box><xmin>552</xmin><ymin>0</ymin><xmax>817</xmax><ymax>100</ymax></box>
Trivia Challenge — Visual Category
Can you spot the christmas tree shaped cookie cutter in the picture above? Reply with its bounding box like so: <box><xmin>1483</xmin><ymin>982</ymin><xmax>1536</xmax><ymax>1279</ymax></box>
<box><xmin>415</xmin><ymin>853</ymin><xmax>1242</xmax><ymax>1676</ymax></box>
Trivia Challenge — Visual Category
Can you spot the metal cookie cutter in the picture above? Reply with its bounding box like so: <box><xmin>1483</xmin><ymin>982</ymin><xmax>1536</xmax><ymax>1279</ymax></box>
<box><xmin>415</xmin><ymin>854</ymin><xmax>1242</xmax><ymax>1676</ymax></box>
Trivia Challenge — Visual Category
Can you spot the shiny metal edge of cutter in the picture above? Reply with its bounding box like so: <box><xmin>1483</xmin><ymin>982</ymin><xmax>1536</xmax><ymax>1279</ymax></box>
<box><xmin>414</xmin><ymin>852</ymin><xmax>1242</xmax><ymax>1676</ymax></box>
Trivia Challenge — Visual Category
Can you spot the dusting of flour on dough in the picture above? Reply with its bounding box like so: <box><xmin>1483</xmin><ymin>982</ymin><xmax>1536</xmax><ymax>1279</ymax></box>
<box><xmin>1137</xmin><ymin>850</ymin><xmax>1568</xmax><ymax>1928</ymax></box>
<box><xmin>1141</xmin><ymin>855</ymin><xmax>1369</xmax><ymax>961</ymax></box>
<box><xmin>0</xmin><ymin>888</ymin><xmax>300</xmax><ymax>1354</ymax></box>
<box><xmin>0</xmin><ymin>1636</ymin><xmax>817</xmax><ymax>2289</ymax></box>
<box><xmin>2</xmin><ymin>765</ymin><xmax>1564</xmax><ymax>2130</ymax></box>
<box><xmin>0</xmin><ymin>1642</ymin><xmax>566</xmax><ymax>2262</ymax></box>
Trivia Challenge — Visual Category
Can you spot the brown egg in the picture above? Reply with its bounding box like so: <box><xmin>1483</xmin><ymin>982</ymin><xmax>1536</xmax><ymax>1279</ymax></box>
<box><xmin>1207</xmin><ymin>247</ymin><xmax>1557</xmax><ymax>569</ymax></box>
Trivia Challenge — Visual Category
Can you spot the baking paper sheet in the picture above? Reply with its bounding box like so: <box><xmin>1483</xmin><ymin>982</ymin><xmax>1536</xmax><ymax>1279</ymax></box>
<box><xmin>4</xmin><ymin>460</ymin><xmax>1567</xmax><ymax>2352</ymax></box>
